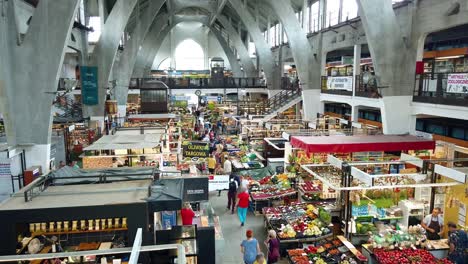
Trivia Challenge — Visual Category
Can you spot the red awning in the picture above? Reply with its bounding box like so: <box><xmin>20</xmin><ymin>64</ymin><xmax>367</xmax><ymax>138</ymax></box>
<box><xmin>290</xmin><ymin>135</ymin><xmax>435</xmax><ymax>153</ymax></box>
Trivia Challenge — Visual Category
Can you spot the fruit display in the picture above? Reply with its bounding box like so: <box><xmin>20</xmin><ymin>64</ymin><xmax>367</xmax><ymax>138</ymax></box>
<box><xmin>356</xmin><ymin>222</ymin><xmax>377</xmax><ymax>235</ymax></box>
<box><xmin>263</xmin><ymin>203</ymin><xmax>332</xmax><ymax>240</ymax></box>
<box><xmin>300</xmin><ymin>180</ymin><xmax>322</xmax><ymax>193</ymax></box>
<box><xmin>373</xmin><ymin>248</ymin><xmax>453</xmax><ymax>264</ymax></box>
<box><xmin>249</xmin><ymin>186</ymin><xmax>296</xmax><ymax>200</ymax></box>
<box><xmin>287</xmin><ymin>238</ymin><xmax>363</xmax><ymax>264</ymax></box>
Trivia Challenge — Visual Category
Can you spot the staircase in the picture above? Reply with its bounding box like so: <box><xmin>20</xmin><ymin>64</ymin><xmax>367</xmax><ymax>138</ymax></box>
<box><xmin>260</xmin><ymin>89</ymin><xmax>302</xmax><ymax>122</ymax></box>
<box><xmin>53</xmin><ymin>94</ymin><xmax>83</xmax><ymax>123</ymax></box>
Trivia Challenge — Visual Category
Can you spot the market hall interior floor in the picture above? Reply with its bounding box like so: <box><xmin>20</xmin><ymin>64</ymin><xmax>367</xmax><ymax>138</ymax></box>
<box><xmin>211</xmin><ymin>191</ymin><xmax>288</xmax><ymax>264</ymax></box>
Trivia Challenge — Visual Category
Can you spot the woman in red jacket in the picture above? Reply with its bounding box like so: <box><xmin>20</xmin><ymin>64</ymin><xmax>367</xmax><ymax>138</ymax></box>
<box><xmin>181</xmin><ymin>202</ymin><xmax>195</xmax><ymax>225</ymax></box>
<box><xmin>237</xmin><ymin>188</ymin><xmax>250</xmax><ymax>226</ymax></box>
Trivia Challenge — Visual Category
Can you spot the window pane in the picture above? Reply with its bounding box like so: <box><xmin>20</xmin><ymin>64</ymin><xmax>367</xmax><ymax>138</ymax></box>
<box><xmin>248</xmin><ymin>42</ymin><xmax>256</xmax><ymax>58</ymax></box>
<box><xmin>327</xmin><ymin>0</ymin><xmax>340</xmax><ymax>27</ymax></box>
<box><xmin>341</xmin><ymin>0</ymin><xmax>358</xmax><ymax>21</ymax></box>
<box><xmin>87</xmin><ymin>16</ymin><xmax>101</xmax><ymax>43</ymax></box>
<box><xmin>451</xmin><ymin>128</ymin><xmax>465</xmax><ymax>140</ymax></box>
<box><xmin>415</xmin><ymin>120</ymin><xmax>424</xmax><ymax>131</ymax></box>
<box><xmin>310</xmin><ymin>2</ymin><xmax>320</xmax><ymax>32</ymax></box>
<box><xmin>426</xmin><ymin>124</ymin><xmax>445</xmax><ymax>135</ymax></box>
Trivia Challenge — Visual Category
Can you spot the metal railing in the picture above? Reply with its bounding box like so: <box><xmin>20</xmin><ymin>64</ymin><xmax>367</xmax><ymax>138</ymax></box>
<box><xmin>130</xmin><ymin>77</ymin><xmax>267</xmax><ymax>89</ymax></box>
<box><xmin>413</xmin><ymin>73</ymin><xmax>468</xmax><ymax>107</ymax></box>
<box><xmin>264</xmin><ymin>89</ymin><xmax>302</xmax><ymax>114</ymax></box>
<box><xmin>320</xmin><ymin>75</ymin><xmax>382</xmax><ymax>98</ymax></box>
<box><xmin>0</xmin><ymin>228</ymin><xmax>186</xmax><ymax>264</ymax></box>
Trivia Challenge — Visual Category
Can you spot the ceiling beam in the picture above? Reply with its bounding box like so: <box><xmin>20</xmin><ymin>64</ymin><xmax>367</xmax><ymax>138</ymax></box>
<box><xmin>209</xmin><ymin>0</ymin><xmax>228</xmax><ymax>26</ymax></box>
<box><xmin>167</xmin><ymin>0</ymin><xmax>173</xmax><ymax>25</ymax></box>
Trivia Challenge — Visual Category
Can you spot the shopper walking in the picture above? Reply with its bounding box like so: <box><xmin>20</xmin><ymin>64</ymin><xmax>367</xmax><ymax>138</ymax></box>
<box><xmin>241</xmin><ymin>229</ymin><xmax>260</xmax><ymax>264</ymax></box>
<box><xmin>208</xmin><ymin>153</ymin><xmax>216</xmax><ymax>174</ymax></box>
<box><xmin>447</xmin><ymin>221</ymin><xmax>468</xmax><ymax>264</ymax></box>
<box><xmin>227</xmin><ymin>174</ymin><xmax>240</xmax><ymax>213</ymax></box>
<box><xmin>224</xmin><ymin>156</ymin><xmax>232</xmax><ymax>175</ymax></box>
<box><xmin>264</xmin><ymin>230</ymin><xmax>280</xmax><ymax>264</ymax></box>
<box><xmin>237</xmin><ymin>187</ymin><xmax>250</xmax><ymax>226</ymax></box>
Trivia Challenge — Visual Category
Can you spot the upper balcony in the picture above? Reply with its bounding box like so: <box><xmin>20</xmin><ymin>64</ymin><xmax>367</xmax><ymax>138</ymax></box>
<box><xmin>413</xmin><ymin>73</ymin><xmax>468</xmax><ymax>107</ymax></box>
<box><xmin>320</xmin><ymin>75</ymin><xmax>381</xmax><ymax>98</ymax></box>
<box><xmin>129</xmin><ymin>77</ymin><xmax>267</xmax><ymax>90</ymax></box>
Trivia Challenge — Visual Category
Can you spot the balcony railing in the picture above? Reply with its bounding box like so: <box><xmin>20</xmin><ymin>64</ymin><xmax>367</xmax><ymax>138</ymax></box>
<box><xmin>130</xmin><ymin>77</ymin><xmax>267</xmax><ymax>89</ymax></box>
<box><xmin>413</xmin><ymin>73</ymin><xmax>468</xmax><ymax>107</ymax></box>
<box><xmin>320</xmin><ymin>75</ymin><xmax>381</xmax><ymax>98</ymax></box>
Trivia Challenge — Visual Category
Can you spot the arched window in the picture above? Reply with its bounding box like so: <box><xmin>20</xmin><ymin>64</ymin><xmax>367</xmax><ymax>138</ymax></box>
<box><xmin>157</xmin><ymin>58</ymin><xmax>171</xmax><ymax>70</ymax></box>
<box><xmin>175</xmin><ymin>39</ymin><xmax>205</xmax><ymax>70</ymax></box>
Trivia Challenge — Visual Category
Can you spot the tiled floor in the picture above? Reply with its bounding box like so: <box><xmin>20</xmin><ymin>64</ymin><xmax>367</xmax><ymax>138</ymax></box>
<box><xmin>211</xmin><ymin>192</ymin><xmax>288</xmax><ymax>264</ymax></box>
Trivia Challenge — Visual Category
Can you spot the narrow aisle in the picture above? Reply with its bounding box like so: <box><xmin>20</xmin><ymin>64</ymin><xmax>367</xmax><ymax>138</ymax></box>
<box><xmin>211</xmin><ymin>192</ymin><xmax>288</xmax><ymax>264</ymax></box>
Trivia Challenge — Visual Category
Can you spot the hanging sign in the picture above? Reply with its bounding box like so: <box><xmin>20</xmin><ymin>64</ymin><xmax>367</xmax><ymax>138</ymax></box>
<box><xmin>326</xmin><ymin>76</ymin><xmax>353</xmax><ymax>91</ymax></box>
<box><xmin>183</xmin><ymin>177</ymin><xmax>209</xmax><ymax>201</ymax></box>
<box><xmin>447</xmin><ymin>73</ymin><xmax>468</xmax><ymax>94</ymax></box>
<box><xmin>80</xmin><ymin>66</ymin><xmax>99</xmax><ymax>105</ymax></box>
<box><xmin>182</xmin><ymin>141</ymin><xmax>210</xmax><ymax>158</ymax></box>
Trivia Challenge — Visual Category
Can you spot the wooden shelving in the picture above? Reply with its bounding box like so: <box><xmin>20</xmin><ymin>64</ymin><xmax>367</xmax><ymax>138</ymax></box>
<box><xmin>32</xmin><ymin>227</ymin><xmax>128</xmax><ymax>236</ymax></box>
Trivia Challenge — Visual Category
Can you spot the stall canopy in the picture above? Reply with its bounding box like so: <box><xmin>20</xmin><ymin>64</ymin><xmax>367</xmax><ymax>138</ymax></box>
<box><xmin>49</xmin><ymin>167</ymin><xmax>154</xmax><ymax>185</ymax></box>
<box><xmin>290</xmin><ymin>135</ymin><xmax>435</xmax><ymax>153</ymax></box>
<box><xmin>128</xmin><ymin>113</ymin><xmax>178</xmax><ymax>121</ymax></box>
<box><xmin>147</xmin><ymin>178</ymin><xmax>184</xmax><ymax>212</ymax></box>
<box><xmin>84</xmin><ymin>134</ymin><xmax>161</xmax><ymax>151</ymax></box>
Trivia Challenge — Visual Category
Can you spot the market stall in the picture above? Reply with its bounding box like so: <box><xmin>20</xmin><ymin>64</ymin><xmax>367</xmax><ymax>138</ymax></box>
<box><xmin>300</xmin><ymin>154</ymin><xmax>467</xmax><ymax>252</ymax></box>
<box><xmin>82</xmin><ymin>134</ymin><xmax>162</xmax><ymax>168</ymax></box>
<box><xmin>0</xmin><ymin>179</ymin><xmax>150</xmax><ymax>256</ymax></box>
<box><xmin>262</xmin><ymin>203</ymin><xmax>333</xmax><ymax>255</ymax></box>
<box><xmin>286</xmin><ymin>235</ymin><xmax>368</xmax><ymax>264</ymax></box>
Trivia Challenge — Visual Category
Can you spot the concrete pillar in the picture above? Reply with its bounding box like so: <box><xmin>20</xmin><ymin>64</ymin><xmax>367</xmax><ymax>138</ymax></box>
<box><xmin>210</xmin><ymin>27</ymin><xmax>243</xmax><ymax>76</ymax></box>
<box><xmin>228</xmin><ymin>0</ymin><xmax>277</xmax><ymax>88</ymax></box>
<box><xmin>266</xmin><ymin>16</ymin><xmax>271</xmax><ymax>45</ymax></box>
<box><xmin>170</xmin><ymin>29</ymin><xmax>176</xmax><ymax>70</ymax></box>
<box><xmin>320</xmin><ymin>0</ymin><xmax>327</xmax><ymax>29</ymax></box>
<box><xmin>0</xmin><ymin>0</ymin><xmax>79</xmax><ymax>173</ymax></box>
<box><xmin>112</xmin><ymin>0</ymin><xmax>165</xmax><ymax>119</ymax></box>
<box><xmin>380</xmin><ymin>96</ymin><xmax>412</xmax><ymax>135</ymax></box>
<box><xmin>133</xmin><ymin>15</ymin><xmax>170</xmax><ymax>78</ymax></box>
<box><xmin>351</xmin><ymin>105</ymin><xmax>360</xmax><ymax>122</ymax></box>
<box><xmin>352</xmin><ymin>44</ymin><xmax>361</xmax><ymax>96</ymax></box>
<box><xmin>83</xmin><ymin>0</ymin><xmax>138</xmax><ymax>124</ymax></box>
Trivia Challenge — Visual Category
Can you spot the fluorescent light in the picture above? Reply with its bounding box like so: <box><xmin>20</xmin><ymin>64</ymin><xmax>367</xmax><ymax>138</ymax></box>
<box><xmin>435</xmin><ymin>55</ymin><xmax>464</xmax><ymax>60</ymax></box>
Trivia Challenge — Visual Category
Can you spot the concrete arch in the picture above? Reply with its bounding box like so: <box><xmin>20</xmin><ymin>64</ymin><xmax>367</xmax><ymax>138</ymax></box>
<box><xmin>227</xmin><ymin>0</ymin><xmax>277</xmax><ymax>88</ymax></box>
<box><xmin>139</xmin><ymin>16</ymin><xmax>246</xmax><ymax>77</ymax></box>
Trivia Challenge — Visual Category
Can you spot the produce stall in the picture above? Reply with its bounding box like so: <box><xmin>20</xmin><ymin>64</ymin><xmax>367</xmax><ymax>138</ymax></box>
<box><xmin>262</xmin><ymin>203</ymin><xmax>333</xmax><ymax>255</ymax></box>
<box><xmin>362</xmin><ymin>245</ymin><xmax>452</xmax><ymax>264</ymax></box>
<box><xmin>248</xmin><ymin>173</ymin><xmax>297</xmax><ymax>213</ymax></box>
<box><xmin>300</xmin><ymin>154</ymin><xmax>467</xmax><ymax>248</ymax></box>
<box><xmin>286</xmin><ymin>235</ymin><xmax>367</xmax><ymax>264</ymax></box>
<box><xmin>82</xmin><ymin>134</ymin><xmax>162</xmax><ymax>169</ymax></box>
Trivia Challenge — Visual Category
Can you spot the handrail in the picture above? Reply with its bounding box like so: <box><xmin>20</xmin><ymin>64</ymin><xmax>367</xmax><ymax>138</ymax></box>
<box><xmin>0</xmin><ymin>228</ymin><xmax>186</xmax><ymax>264</ymax></box>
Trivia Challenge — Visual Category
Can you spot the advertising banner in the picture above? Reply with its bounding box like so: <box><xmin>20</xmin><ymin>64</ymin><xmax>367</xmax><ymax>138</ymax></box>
<box><xmin>447</xmin><ymin>73</ymin><xmax>468</xmax><ymax>94</ymax></box>
<box><xmin>326</xmin><ymin>76</ymin><xmax>353</xmax><ymax>91</ymax></box>
<box><xmin>80</xmin><ymin>66</ymin><xmax>99</xmax><ymax>105</ymax></box>
<box><xmin>182</xmin><ymin>141</ymin><xmax>210</xmax><ymax>158</ymax></box>
<box><xmin>208</xmin><ymin>175</ymin><xmax>230</xmax><ymax>191</ymax></box>
<box><xmin>203</xmin><ymin>96</ymin><xmax>222</xmax><ymax>103</ymax></box>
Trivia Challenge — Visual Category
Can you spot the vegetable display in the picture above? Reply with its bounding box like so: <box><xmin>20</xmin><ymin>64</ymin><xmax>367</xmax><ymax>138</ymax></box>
<box><xmin>373</xmin><ymin>248</ymin><xmax>453</xmax><ymax>264</ymax></box>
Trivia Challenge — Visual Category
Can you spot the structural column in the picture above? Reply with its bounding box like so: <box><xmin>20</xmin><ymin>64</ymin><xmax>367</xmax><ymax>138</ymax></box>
<box><xmin>0</xmin><ymin>0</ymin><xmax>79</xmax><ymax>173</ymax></box>
<box><xmin>352</xmin><ymin>44</ymin><xmax>361</xmax><ymax>97</ymax></box>
<box><xmin>83</xmin><ymin>0</ymin><xmax>138</xmax><ymax>128</ymax></box>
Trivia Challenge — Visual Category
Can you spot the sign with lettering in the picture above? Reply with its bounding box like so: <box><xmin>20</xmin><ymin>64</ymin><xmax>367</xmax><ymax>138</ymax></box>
<box><xmin>80</xmin><ymin>66</ymin><xmax>99</xmax><ymax>105</ymax></box>
<box><xmin>208</xmin><ymin>175</ymin><xmax>230</xmax><ymax>191</ymax></box>
<box><xmin>182</xmin><ymin>141</ymin><xmax>210</xmax><ymax>158</ymax></box>
<box><xmin>183</xmin><ymin>177</ymin><xmax>209</xmax><ymax>201</ymax></box>
<box><xmin>447</xmin><ymin>73</ymin><xmax>468</xmax><ymax>94</ymax></box>
<box><xmin>326</xmin><ymin>76</ymin><xmax>353</xmax><ymax>91</ymax></box>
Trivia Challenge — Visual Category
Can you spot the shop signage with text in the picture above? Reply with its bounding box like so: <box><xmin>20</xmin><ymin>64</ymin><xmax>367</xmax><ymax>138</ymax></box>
<box><xmin>208</xmin><ymin>175</ymin><xmax>230</xmax><ymax>191</ymax></box>
<box><xmin>326</xmin><ymin>76</ymin><xmax>353</xmax><ymax>91</ymax></box>
<box><xmin>447</xmin><ymin>73</ymin><xmax>468</xmax><ymax>94</ymax></box>
<box><xmin>80</xmin><ymin>66</ymin><xmax>99</xmax><ymax>105</ymax></box>
<box><xmin>182</xmin><ymin>141</ymin><xmax>210</xmax><ymax>158</ymax></box>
